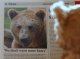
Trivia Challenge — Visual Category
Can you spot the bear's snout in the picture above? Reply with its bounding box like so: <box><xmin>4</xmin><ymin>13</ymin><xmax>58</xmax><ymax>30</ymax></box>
<box><xmin>20</xmin><ymin>37</ymin><xmax>31</xmax><ymax>47</ymax></box>
<box><xmin>21</xmin><ymin>38</ymin><xmax>28</xmax><ymax>43</ymax></box>
<box><xmin>20</xmin><ymin>38</ymin><xmax>30</xmax><ymax>46</ymax></box>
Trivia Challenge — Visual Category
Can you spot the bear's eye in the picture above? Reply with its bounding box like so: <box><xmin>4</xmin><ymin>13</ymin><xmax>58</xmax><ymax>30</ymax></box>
<box><xmin>17</xmin><ymin>25</ymin><xmax>22</xmax><ymax>29</ymax></box>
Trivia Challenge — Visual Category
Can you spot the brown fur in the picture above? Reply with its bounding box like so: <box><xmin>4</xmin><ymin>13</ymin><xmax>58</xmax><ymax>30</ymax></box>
<box><xmin>55</xmin><ymin>7</ymin><xmax>80</xmax><ymax>59</ymax></box>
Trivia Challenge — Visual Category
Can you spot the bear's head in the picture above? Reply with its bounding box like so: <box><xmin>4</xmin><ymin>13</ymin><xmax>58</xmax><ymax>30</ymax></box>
<box><xmin>8</xmin><ymin>9</ymin><xmax>46</xmax><ymax>48</ymax></box>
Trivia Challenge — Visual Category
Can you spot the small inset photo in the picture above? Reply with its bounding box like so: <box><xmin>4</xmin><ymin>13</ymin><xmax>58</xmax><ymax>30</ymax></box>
<box><xmin>4</xmin><ymin>7</ymin><xmax>47</xmax><ymax>48</ymax></box>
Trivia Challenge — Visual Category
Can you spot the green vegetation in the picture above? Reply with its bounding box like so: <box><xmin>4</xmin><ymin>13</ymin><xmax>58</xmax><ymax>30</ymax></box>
<box><xmin>4</xmin><ymin>17</ymin><xmax>11</xmax><ymax>29</ymax></box>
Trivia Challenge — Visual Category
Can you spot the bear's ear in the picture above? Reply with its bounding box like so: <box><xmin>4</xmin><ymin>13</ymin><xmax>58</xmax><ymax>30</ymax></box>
<box><xmin>8</xmin><ymin>9</ymin><xmax>18</xmax><ymax>20</ymax></box>
<box><xmin>36</xmin><ymin>10</ymin><xmax>45</xmax><ymax>21</ymax></box>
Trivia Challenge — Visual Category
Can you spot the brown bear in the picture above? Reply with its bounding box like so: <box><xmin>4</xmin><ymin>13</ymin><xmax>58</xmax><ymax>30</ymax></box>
<box><xmin>8</xmin><ymin>8</ymin><xmax>47</xmax><ymax>48</ymax></box>
<box><xmin>50</xmin><ymin>1</ymin><xmax>80</xmax><ymax>59</ymax></box>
